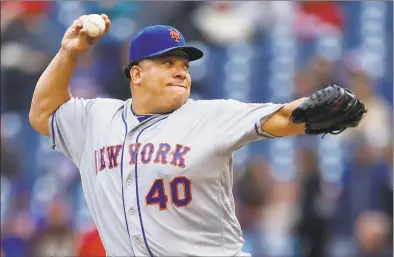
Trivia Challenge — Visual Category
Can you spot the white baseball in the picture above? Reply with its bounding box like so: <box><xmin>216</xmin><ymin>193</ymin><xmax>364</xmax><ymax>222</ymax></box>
<box><xmin>83</xmin><ymin>14</ymin><xmax>106</xmax><ymax>37</ymax></box>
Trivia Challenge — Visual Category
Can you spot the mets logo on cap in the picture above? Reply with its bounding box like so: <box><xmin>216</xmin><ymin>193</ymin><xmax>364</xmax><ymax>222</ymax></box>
<box><xmin>169</xmin><ymin>28</ymin><xmax>181</xmax><ymax>42</ymax></box>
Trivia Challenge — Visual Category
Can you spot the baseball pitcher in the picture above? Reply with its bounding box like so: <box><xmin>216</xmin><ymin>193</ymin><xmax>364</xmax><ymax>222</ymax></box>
<box><xmin>29</xmin><ymin>14</ymin><xmax>366</xmax><ymax>256</ymax></box>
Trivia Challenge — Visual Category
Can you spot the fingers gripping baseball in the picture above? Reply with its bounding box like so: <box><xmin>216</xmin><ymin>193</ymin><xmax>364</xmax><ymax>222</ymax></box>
<box><xmin>61</xmin><ymin>14</ymin><xmax>111</xmax><ymax>58</ymax></box>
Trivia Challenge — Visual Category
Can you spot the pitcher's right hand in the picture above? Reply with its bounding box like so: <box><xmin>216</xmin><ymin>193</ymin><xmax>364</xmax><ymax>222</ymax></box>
<box><xmin>61</xmin><ymin>14</ymin><xmax>111</xmax><ymax>59</ymax></box>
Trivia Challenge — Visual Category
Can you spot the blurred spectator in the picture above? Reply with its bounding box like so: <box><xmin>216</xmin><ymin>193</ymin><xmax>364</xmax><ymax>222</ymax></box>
<box><xmin>1</xmin><ymin>1</ymin><xmax>56</xmax><ymax>113</ymax></box>
<box><xmin>78</xmin><ymin>226</ymin><xmax>106</xmax><ymax>257</ymax></box>
<box><xmin>1</xmin><ymin>211</ymin><xmax>36</xmax><ymax>257</ymax></box>
<box><xmin>259</xmin><ymin>178</ymin><xmax>299</xmax><ymax>257</ymax></box>
<box><xmin>336</xmin><ymin>140</ymin><xmax>391</xmax><ymax>232</ymax></box>
<box><xmin>30</xmin><ymin>198</ymin><xmax>76</xmax><ymax>257</ymax></box>
<box><xmin>354</xmin><ymin>211</ymin><xmax>392</xmax><ymax>257</ymax></box>
<box><xmin>135</xmin><ymin>2</ymin><xmax>204</xmax><ymax>42</ymax></box>
<box><xmin>0</xmin><ymin>2</ymin><xmax>25</xmax><ymax>33</ymax></box>
<box><xmin>236</xmin><ymin>158</ymin><xmax>272</xmax><ymax>210</ymax></box>
<box><xmin>234</xmin><ymin>158</ymin><xmax>272</xmax><ymax>256</ymax></box>
<box><xmin>235</xmin><ymin>159</ymin><xmax>270</xmax><ymax>227</ymax></box>
<box><xmin>295</xmin><ymin>1</ymin><xmax>344</xmax><ymax>40</ymax></box>
<box><xmin>257</xmin><ymin>1</ymin><xmax>296</xmax><ymax>31</ymax></box>
<box><xmin>0</xmin><ymin>137</ymin><xmax>22</xmax><ymax>179</ymax></box>
<box><xmin>1</xmin><ymin>1</ymin><xmax>52</xmax><ymax>16</ymax></box>
<box><xmin>382</xmin><ymin>144</ymin><xmax>393</xmax><ymax>248</ymax></box>
<box><xmin>192</xmin><ymin>2</ymin><xmax>259</xmax><ymax>45</ymax></box>
<box><xmin>341</xmin><ymin>68</ymin><xmax>392</xmax><ymax>156</ymax></box>
<box><xmin>236</xmin><ymin>158</ymin><xmax>300</xmax><ymax>257</ymax></box>
<box><xmin>309</xmin><ymin>56</ymin><xmax>337</xmax><ymax>87</ymax></box>
<box><xmin>294</xmin><ymin>148</ymin><xmax>329</xmax><ymax>257</ymax></box>
<box><xmin>293</xmin><ymin>68</ymin><xmax>320</xmax><ymax>98</ymax></box>
<box><xmin>69</xmin><ymin>50</ymin><xmax>104</xmax><ymax>99</ymax></box>
<box><xmin>328</xmin><ymin>139</ymin><xmax>392</xmax><ymax>257</ymax></box>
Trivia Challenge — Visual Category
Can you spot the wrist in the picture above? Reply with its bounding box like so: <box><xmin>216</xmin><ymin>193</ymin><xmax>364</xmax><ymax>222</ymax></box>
<box><xmin>58</xmin><ymin>47</ymin><xmax>81</xmax><ymax>62</ymax></box>
<box><xmin>283</xmin><ymin>97</ymin><xmax>308</xmax><ymax>118</ymax></box>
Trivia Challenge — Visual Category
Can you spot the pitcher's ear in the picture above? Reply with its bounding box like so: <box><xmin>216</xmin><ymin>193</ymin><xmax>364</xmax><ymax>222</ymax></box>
<box><xmin>130</xmin><ymin>65</ymin><xmax>142</xmax><ymax>86</ymax></box>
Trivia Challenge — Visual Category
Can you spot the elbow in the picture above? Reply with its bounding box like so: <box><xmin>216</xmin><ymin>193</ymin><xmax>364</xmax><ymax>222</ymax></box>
<box><xmin>28</xmin><ymin>109</ymin><xmax>40</xmax><ymax>132</ymax></box>
<box><xmin>29</xmin><ymin>94</ymin><xmax>40</xmax><ymax>129</ymax></box>
<box><xmin>29</xmin><ymin>107</ymin><xmax>50</xmax><ymax>136</ymax></box>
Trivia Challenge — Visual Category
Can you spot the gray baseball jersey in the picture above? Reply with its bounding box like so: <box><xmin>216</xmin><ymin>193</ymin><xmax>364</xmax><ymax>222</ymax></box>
<box><xmin>48</xmin><ymin>97</ymin><xmax>283</xmax><ymax>256</ymax></box>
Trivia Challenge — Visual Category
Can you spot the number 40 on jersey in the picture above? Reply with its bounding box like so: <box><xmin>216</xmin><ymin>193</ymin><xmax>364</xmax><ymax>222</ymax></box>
<box><xmin>145</xmin><ymin>176</ymin><xmax>192</xmax><ymax>210</ymax></box>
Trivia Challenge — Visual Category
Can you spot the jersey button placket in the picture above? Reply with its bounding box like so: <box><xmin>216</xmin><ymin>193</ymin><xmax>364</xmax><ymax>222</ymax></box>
<box><xmin>134</xmin><ymin>236</ymin><xmax>141</xmax><ymax>245</ymax></box>
<box><xmin>129</xmin><ymin>208</ymin><xmax>136</xmax><ymax>215</ymax></box>
<box><xmin>126</xmin><ymin>133</ymin><xmax>134</xmax><ymax>187</ymax></box>
<box><xmin>124</xmin><ymin>131</ymin><xmax>144</xmax><ymax>253</ymax></box>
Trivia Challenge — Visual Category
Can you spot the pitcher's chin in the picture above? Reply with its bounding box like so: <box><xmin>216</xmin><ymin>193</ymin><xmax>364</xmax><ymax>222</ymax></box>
<box><xmin>169</xmin><ymin>94</ymin><xmax>189</xmax><ymax>110</ymax></box>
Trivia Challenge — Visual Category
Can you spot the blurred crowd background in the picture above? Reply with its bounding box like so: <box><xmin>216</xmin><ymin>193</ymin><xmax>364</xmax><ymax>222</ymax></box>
<box><xmin>0</xmin><ymin>1</ymin><xmax>393</xmax><ymax>257</ymax></box>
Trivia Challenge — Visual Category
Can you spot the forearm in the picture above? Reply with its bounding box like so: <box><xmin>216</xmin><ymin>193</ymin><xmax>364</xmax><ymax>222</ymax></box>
<box><xmin>261</xmin><ymin>98</ymin><xmax>307</xmax><ymax>137</ymax></box>
<box><xmin>29</xmin><ymin>48</ymin><xmax>77</xmax><ymax>135</ymax></box>
<box><xmin>279</xmin><ymin>97</ymin><xmax>307</xmax><ymax>135</ymax></box>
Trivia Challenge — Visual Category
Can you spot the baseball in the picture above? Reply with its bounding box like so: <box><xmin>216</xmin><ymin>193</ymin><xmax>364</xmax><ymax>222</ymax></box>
<box><xmin>83</xmin><ymin>14</ymin><xmax>106</xmax><ymax>37</ymax></box>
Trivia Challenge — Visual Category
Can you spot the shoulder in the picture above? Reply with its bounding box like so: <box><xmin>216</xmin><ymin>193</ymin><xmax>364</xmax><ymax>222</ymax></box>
<box><xmin>89</xmin><ymin>97</ymin><xmax>125</xmax><ymax>108</ymax></box>
<box><xmin>74</xmin><ymin>97</ymin><xmax>127</xmax><ymax>122</ymax></box>
<box><xmin>187</xmin><ymin>98</ymin><xmax>268</xmax><ymax>105</ymax></box>
<box><xmin>178</xmin><ymin>99</ymin><xmax>230</xmax><ymax>114</ymax></box>
<box><xmin>183</xmin><ymin>98</ymin><xmax>238</xmax><ymax>108</ymax></box>
<box><xmin>184</xmin><ymin>99</ymin><xmax>270</xmax><ymax>110</ymax></box>
<box><xmin>53</xmin><ymin>97</ymin><xmax>125</xmax><ymax>119</ymax></box>
<box><xmin>79</xmin><ymin>98</ymin><xmax>128</xmax><ymax>131</ymax></box>
<box><xmin>86</xmin><ymin>97</ymin><xmax>126</xmax><ymax>114</ymax></box>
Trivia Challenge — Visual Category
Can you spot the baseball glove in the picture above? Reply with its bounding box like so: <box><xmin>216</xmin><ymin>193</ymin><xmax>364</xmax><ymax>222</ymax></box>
<box><xmin>290</xmin><ymin>84</ymin><xmax>367</xmax><ymax>137</ymax></box>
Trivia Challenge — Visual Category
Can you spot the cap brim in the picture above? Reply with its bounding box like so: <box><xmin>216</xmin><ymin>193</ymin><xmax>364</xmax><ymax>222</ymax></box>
<box><xmin>143</xmin><ymin>46</ymin><xmax>203</xmax><ymax>62</ymax></box>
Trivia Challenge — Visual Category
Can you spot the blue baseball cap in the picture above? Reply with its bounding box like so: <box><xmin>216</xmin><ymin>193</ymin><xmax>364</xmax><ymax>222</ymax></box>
<box><xmin>128</xmin><ymin>25</ymin><xmax>203</xmax><ymax>64</ymax></box>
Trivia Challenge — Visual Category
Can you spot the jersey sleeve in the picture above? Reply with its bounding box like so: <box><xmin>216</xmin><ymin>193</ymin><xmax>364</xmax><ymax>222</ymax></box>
<box><xmin>213</xmin><ymin>99</ymin><xmax>284</xmax><ymax>152</ymax></box>
<box><xmin>48</xmin><ymin>97</ymin><xmax>98</xmax><ymax>167</ymax></box>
